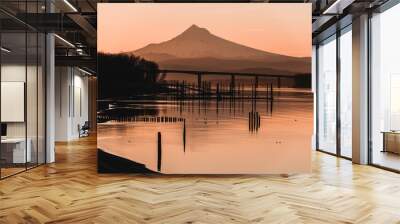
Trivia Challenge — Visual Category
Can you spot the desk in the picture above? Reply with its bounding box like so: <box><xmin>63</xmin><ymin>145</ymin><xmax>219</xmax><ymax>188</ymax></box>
<box><xmin>382</xmin><ymin>131</ymin><xmax>400</xmax><ymax>154</ymax></box>
<box><xmin>1</xmin><ymin>138</ymin><xmax>31</xmax><ymax>164</ymax></box>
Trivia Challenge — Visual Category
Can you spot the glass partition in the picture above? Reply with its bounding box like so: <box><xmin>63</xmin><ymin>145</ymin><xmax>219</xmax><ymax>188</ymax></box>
<box><xmin>0</xmin><ymin>2</ymin><xmax>46</xmax><ymax>179</ymax></box>
<box><xmin>339</xmin><ymin>26</ymin><xmax>352</xmax><ymax>158</ymax></box>
<box><xmin>317</xmin><ymin>35</ymin><xmax>337</xmax><ymax>154</ymax></box>
<box><xmin>1</xmin><ymin>31</ymin><xmax>28</xmax><ymax>177</ymax></box>
<box><xmin>370</xmin><ymin>4</ymin><xmax>400</xmax><ymax>171</ymax></box>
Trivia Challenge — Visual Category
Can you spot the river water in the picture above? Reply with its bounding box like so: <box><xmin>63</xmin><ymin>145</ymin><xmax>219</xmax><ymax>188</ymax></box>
<box><xmin>98</xmin><ymin>89</ymin><xmax>313</xmax><ymax>174</ymax></box>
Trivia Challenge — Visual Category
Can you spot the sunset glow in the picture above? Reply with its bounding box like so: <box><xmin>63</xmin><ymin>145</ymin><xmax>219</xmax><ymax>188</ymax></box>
<box><xmin>98</xmin><ymin>3</ymin><xmax>311</xmax><ymax>57</ymax></box>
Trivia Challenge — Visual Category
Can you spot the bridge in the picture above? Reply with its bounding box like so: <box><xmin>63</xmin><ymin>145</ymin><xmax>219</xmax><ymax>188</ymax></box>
<box><xmin>157</xmin><ymin>69</ymin><xmax>304</xmax><ymax>89</ymax></box>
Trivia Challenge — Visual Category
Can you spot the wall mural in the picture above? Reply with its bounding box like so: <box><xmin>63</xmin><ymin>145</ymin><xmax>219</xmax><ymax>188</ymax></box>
<box><xmin>97</xmin><ymin>3</ymin><xmax>313</xmax><ymax>174</ymax></box>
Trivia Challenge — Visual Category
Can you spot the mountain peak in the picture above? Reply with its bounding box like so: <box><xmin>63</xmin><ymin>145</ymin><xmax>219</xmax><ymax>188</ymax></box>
<box><xmin>132</xmin><ymin>24</ymin><xmax>309</xmax><ymax>74</ymax></box>
<box><xmin>189</xmin><ymin>24</ymin><xmax>200</xmax><ymax>29</ymax></box>
<box><xmin>181</xmin><ymin>24</ymin><xmax>211</xmax><ymax>36</ymax></box>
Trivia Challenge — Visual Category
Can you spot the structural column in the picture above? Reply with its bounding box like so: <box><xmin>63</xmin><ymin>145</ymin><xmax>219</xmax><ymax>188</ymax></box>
<box><xmin>45</xmin><ymin>0</ymin><xmax>56</xmax><ymax>163</ymax></box>
<box><xmin>352</xmin><ymin>14</ymin><xmax>369</xmax><ymax>164</ymax></box>
<box><xmin>46</xmin><ymin>32</ymin><xmax>55</xmax><ymax>163</ymax></box>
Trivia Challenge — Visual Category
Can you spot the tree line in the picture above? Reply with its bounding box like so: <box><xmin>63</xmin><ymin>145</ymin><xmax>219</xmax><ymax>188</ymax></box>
<box><xmin>98</xmin><ymin>53</ymin><xmax>160</xmax><ymax>99</ymax></box>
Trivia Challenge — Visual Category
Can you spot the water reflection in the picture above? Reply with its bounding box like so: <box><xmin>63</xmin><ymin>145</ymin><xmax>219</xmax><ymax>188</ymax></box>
<box><xmin>98</xmin><ymin>90</ymin><xmax>313</xmax><ymax>174</ymax></box>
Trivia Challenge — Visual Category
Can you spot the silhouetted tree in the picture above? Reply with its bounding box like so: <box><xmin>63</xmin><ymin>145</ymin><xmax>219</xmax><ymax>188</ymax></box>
<box><xmin>98</xmin><ymin>53</ymin><xmax>160</xmax><ymax>99</ymax></box>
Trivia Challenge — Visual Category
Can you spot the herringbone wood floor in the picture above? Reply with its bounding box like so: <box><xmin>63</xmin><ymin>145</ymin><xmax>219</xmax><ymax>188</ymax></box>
<box><xmin>1</xmin><ymin>135</ymin><xmax>400</xmax><ymax>224</ymax></box>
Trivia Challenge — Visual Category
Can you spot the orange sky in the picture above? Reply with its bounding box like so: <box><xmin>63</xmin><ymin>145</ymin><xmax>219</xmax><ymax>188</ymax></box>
<box><xmin>98</xmin><ymin>3</ymin><xmax>311</xmax><ymax>58</ymax></box>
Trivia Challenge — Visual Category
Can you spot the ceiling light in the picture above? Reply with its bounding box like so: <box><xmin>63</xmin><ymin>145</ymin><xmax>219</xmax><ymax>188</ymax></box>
<box><xmin>78</xmin><ymin>67</ymin><xmax>93</xmax><ymax>76</ymax></box>
<box><xmin>323</xmin><ymin>0</ymin><xmax>355</xmax><ymax>15</ymax></box>
<box><xmin>63</xmin><ymin>0</ymin><xmax>78</xmax><ymax>12</ymax></box>
<box><xmin>76</xmin><ymin>48</ymin><xmax>86</xmax><ymax>56</ymax></box>
<box><xmin>54</xmin><ymin>34</ymin><xmax>75</xmax><ymax>48</ymax></box>
<box><xmin>1</xmin><ymin>47</ymin><xmax>11</xmax><ymax>53</ymax></box>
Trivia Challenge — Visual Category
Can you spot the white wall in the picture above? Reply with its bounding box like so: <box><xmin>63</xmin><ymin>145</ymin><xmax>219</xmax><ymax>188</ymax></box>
<box><xmin>55</xmin><ymin>67</ymin><xmax>89</xmax><ymax>141</ymax></box>
<box><xmin>1</xmin><ymin>65</ymin><xmax>41</xmax><ymax>138</ymax></box>
<box><xmin>1</xmin><ymin>65</ymin><xmax>26</xmax><ymax>139</ymax></box>
<box><xmin>55</xmin><ymin>66</ymin><xmax>70</xmax><ymax>141</ymax></box>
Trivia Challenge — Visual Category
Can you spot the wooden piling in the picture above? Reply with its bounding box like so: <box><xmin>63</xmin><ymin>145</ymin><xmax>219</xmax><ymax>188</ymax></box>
<box><xmin>157</xmin><ymin>132</ymin><xmax>162</xmax><ymax>172</ymax></box>
<box><xmin>270</xmin><ymin>83</ymin><xmax>274</xmax><ymax>100</ymax></box>
<box><xmin>183</xmin><ymin>119</ymin><xmax>186</xmax><ymax>152</ymax></box>
<box><xmin>248</xmin><ymin>112</ymin><xmax>251</xmax><ymax>131</ymax></box>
